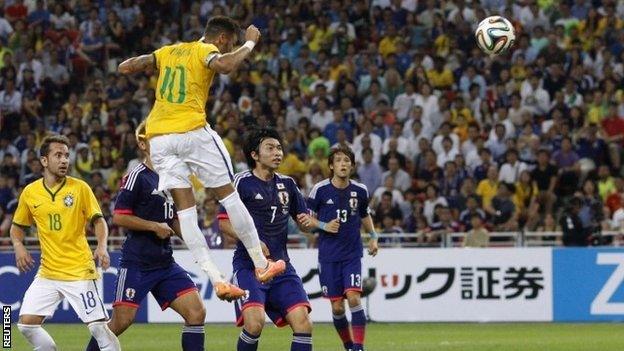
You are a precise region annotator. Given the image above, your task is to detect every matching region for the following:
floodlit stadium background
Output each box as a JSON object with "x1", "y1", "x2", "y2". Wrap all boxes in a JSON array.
[{"x1": 1, "y1": 0, "x2": 624, "y2": 350}]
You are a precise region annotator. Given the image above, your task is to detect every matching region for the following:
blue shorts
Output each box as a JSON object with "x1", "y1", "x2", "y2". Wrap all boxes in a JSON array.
[
  {"x1": 233, "y1": 263, "x2": 310, "y2": 327},
  {"x1": 319, "y1": 257, "x2": 362, "y2": 301},
  {"x1": 113, "y1": 262, "x2": 197, "y2": 310}
]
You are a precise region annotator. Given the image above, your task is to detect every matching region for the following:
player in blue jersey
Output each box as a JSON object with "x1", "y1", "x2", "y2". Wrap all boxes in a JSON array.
[
  {"x1": 85, "y1": 121, "x2": 244, "y2": 351},
  {"x1": 218, "y1": 128, "x2": 315, "y2": 351},
  {"x1": 304, "y1": 146, "x2": 379, "y2": 351}
]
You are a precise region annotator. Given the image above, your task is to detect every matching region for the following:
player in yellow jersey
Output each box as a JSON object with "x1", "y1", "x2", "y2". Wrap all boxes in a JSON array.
[
  {"x1": 10, "y1": 135, "x2": 121, "y2": 351},
  {"x1": 117, "y1": 16, "x2": 285, "y2": 293}
]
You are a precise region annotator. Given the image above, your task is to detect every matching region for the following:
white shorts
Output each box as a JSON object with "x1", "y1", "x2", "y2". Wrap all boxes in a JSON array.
[
  {"x1": 19, "y1": 276, "x2": 108, "y2": 323},
  {"x1": 149, "y1": 126, "x2": 234, "y2": 191}
]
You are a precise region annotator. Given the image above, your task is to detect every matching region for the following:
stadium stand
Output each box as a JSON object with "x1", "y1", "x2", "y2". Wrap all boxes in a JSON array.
[{"x1": 1, "y1": 0, "x2": 624, "y2": 250}]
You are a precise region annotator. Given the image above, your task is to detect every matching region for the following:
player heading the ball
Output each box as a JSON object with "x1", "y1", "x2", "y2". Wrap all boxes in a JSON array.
[{"x1": 117, "y1": 16, "x2": 285, "y2": 289}]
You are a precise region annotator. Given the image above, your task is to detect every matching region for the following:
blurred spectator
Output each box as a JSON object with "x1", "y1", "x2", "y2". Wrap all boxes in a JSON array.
[
  {"x1": 373, "y1": 191, "x2": 403, "y2": 227},
  {"x1": 379, "y1": 214, "x2": 404, "y2": 246},
  {"x1": 381, "y1": 156, "x2": 411, "y2": 192},
  {"x1": 463, "y1": 214, "x2": 489, "y2": 248},
  {"x1": 485, "y1": 182, "x2": 518, "y2": 232},
  {"x1": 459, "y1": 195, "x2": 486, "y2": 231},
  {"x1": 425, "y1": 205, "x2": 460, "y2": 245},
  {"x1": 498, "y1": 149, "x2": 529, "y2": 184},
  {"x1": 560, "y1": 197, "x2": 589, "y2": 247},
  {"x1": 476, "y1": 165, "x2": 499, "y2": 209},
  {"x1": 357, "y1": 147, "x2": 382, "y2": 195}
]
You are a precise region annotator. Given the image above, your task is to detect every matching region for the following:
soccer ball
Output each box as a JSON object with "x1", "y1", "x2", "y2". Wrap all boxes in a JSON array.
[
  {"x1": 361, "y1": 277, "x2": 377, "y2": 297},
  {"x1": 475, "y1": 16, "x2": 516, "y2": 55}
]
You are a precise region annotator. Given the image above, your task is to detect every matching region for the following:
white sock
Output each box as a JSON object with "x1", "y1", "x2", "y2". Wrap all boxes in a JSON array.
[
  {"x1": 87, "y1": 321, "x2": 121, "y2": 351},
  {"x1": 220, "y1": 191, "x2": 268, "y2": 269},
  {"x1": 178, "y1": 206, "x2": 226, "y2": 283},
  {"x1": 17, "y1": 324, "x2": 57, "y2": 351}
]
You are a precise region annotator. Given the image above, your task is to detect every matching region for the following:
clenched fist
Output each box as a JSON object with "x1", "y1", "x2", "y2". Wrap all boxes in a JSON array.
[{"x1": 245, "y1": 25, "x2": 261, "y2": 43}]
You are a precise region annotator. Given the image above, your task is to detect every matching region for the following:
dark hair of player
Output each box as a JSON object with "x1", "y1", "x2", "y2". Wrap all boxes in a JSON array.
[
  {"x1": 40, "y1": 135, "x2": 70, "y2": 157},
  {"x1": 204, "y1": 16, "x2": 240, "y2": 39},
  {"x1": 328, "y1": 145, "x2": 355, "y2": 177},
  {"x1": 243, "y1": 127, "x2": 283, "y2": 169}
]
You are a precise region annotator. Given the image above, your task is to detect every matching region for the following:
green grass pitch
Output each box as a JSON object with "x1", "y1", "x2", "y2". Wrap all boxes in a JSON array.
[{"x1": 9, "y1": 322, "x2": 624, "y2": 350}]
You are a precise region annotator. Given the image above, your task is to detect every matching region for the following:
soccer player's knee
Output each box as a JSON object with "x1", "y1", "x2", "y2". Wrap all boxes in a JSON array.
[
  {"x1": 184, "y1": 305, "x2": 206, "y2": 325},
  {"x1": 331, "y1": 303, "x2": 346, "y2": 316},
  {"x1": 292, "y1": 313, "x2": 313, "y2": 333},
  {"x1": 17, "y1": 324, "x2": 57, "y2": 350},
  {"x1": 245, "y1": 318, "x2": 265, "y2": 335},
  {"x1": 19, "y1": 315, "x2": 44, "y2": 325},
  {"x1": 347, "y1": 294, "x2": 361, "y2": 308}
]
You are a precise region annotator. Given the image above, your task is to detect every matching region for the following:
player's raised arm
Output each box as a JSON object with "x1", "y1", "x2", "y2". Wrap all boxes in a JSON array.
[
  {"x1": 118, "y1": 53, "x2": 155, "y2": 75},
  {"x1": 208, "y1": 25, "x2": 260, "y2": 74}
]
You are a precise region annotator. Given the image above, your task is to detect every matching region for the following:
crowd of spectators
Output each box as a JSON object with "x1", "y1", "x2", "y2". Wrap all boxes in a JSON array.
[{"x1": 1, "y1": 0, "x2": 624, "y2": 248}]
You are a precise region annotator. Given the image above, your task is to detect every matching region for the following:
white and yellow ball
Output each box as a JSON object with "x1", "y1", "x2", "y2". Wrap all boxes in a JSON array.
[{"x1": 475, "y1": 16, "x2": 516, "y2": 55}]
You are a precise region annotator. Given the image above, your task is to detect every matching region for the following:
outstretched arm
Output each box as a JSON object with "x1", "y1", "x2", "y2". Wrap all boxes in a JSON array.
[{"x1": 118, "y1": 54, "x2": 155, "y2": 74}]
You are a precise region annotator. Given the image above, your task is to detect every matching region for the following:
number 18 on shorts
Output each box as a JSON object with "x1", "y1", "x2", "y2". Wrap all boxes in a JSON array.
[{"x1": 19, "y1": 277, "x2": 108, "y2": 323}]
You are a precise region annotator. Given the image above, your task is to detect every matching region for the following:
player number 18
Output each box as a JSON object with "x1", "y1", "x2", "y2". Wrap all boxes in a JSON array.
[
  {"x1": 48, "y1": 213, "x2": 62, "y2": 231},
  {"x1": 80, "y1": 291, "x2": 97, "y2": 310}
]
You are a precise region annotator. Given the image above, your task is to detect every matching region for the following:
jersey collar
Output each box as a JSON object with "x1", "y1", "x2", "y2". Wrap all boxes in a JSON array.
[{"x1": 42, "y1": 177, "x2": 67, "y2": 201}]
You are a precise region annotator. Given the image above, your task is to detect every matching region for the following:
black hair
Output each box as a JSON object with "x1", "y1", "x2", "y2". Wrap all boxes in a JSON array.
[
  {"x1": 243, "y1": 127, "x2": 283, "y2": 169},
  {"x1": 204, "y1": 16, "x2": 239, "y2": 39}
]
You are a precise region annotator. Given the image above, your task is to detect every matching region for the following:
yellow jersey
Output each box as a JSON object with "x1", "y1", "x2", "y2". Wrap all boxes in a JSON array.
[
  {"x1": 13, "y1": 177, "x2": 103, "y2": 281},
  {"x1": 146, "y1": 41, "x2": 220, "y2": 137}
]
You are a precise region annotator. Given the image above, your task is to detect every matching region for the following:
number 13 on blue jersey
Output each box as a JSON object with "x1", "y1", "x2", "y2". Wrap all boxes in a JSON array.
[{"x1": 336, "y1": 209, "x2": 347, "y2": 223}]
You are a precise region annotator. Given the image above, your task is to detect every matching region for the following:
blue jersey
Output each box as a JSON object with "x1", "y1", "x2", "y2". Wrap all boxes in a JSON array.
[
  {"x1": 114, "y1": 164, "x2": 176, "y2": 270},
  {"x1": 220, "y1": 171, "x2": 308, "y2": 271},
  {"x1": 308, "y1": 179, "x2": 370, "y2": 263}
]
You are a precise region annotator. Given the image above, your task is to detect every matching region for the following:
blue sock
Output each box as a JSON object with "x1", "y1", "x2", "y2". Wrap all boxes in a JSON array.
[
  {"x1": 85, "y1": 336, "x2": 100, "y2": 351},
  {"x1": 291, "y1": 332, "x2": 312, "y2": 351},
  {"x1": 182, "y1": 324, "x2": 205, "y2": 351},
  {"x1": 332, "y1": 313, "x2": 353, "y2": 350},
  {"x1": 237, "y1": 329, "x2": 260, "y2": 351},
  {"x1": 351, "y1": 305, "x2": 366, "y2": 351}
]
